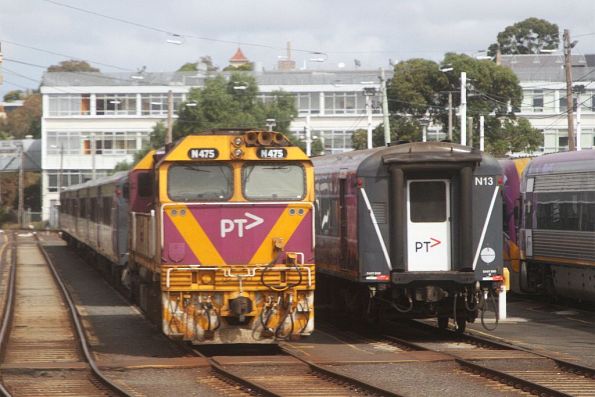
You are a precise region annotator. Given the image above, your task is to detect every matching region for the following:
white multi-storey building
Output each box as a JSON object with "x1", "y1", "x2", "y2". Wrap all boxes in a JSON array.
[
  {"x1": 40, "y1": 69, "x2": 389, "y2": 220},
  {"x1": 501, "y1": 53, "x2": 595, "y2": 153}
]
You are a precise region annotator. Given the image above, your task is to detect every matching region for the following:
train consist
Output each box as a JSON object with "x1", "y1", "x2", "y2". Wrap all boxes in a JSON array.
[
  {"x1": 313, "y1": 141, "x2": 504, "y2": 331},
  {"x1": 60, "y1": 130, "x2": 315, "y2": 343},
  {"x1": 517, "y1": 149, "x2": 595, "y2": 302}
]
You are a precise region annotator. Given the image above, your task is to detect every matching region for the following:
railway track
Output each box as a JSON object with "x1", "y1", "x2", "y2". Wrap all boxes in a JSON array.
[
  {"x1": 382, "y1": 320, "x2": 595, "y2": 397},
  {"x1": 0, "y1": 232, "x2": 130, "y2": 396},
  {"x1": 410, "y1": 324, "x2": 595, "y2": 397},
  {"x1": 192, "y1": 345, "x2": 403, "y2": 397}
]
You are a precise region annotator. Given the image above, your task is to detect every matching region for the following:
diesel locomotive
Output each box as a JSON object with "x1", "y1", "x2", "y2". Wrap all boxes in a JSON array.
[
  {"x1": 60, "y1": 129, "x2": 315, "y2": 343},
  {"x1": 518, "y1": 149, "x2": 595, "y2": 302},
  {"x1": 313, "y1": 141, "x2": 504, "y2": 331}
]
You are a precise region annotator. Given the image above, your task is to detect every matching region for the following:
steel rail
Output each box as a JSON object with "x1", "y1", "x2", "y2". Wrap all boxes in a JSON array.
[
  {"x1": 191, "y1": 348, "x2": 280, "y2": 397},
  {"x1": 279, "y1": 343, "x2": 405, "y2": 397},
  {"x1": 414, "y1": 319, "x2": 595, "y2": 380},
  {"x1": 35, "y1": 234, "x2": 132, "y2": 397},
  {"x1": 455, "y1": 358, "x2": 572, "y2": 397},
  {"x1": 381, "y1": 326, "x2": 576, "y2": 397},
  {"x1": 0, "y1": 233, "x2": 17, "y2": 397}
]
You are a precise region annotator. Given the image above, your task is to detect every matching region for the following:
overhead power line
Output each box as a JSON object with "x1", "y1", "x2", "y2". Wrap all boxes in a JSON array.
[
  {"x1": 40, "y1": 0, "x2": 327, "y2": 55},
  {"x1": 0, "y1": 38, "x2": 132, "y2": 71}
]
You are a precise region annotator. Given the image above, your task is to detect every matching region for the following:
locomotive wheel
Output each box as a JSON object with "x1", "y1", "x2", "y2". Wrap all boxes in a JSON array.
[
  {"x1": 437, "y1": 316, "x2": 449, "y2": 330},
  {"x1": 455, "y1": 317, "x2": 466, "y2": 333}
]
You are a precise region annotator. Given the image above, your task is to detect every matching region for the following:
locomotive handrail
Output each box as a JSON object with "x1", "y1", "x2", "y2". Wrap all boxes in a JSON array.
[{"x1": 165, "y1": 264, "x2": 312, "y2": 289}]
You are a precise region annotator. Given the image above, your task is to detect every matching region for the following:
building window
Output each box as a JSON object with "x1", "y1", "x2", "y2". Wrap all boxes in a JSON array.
[
  {"x1": 558, "y1": 136, "x2": 569, "y2": 150},
  {"x1": 313, "y1": 130, "x2": 354, "y2": 153},
  {"x1": 141, "y1": 93, "x2": 184, "y2": 115},
  {"x1": 46, "y1": 170, "x2": 108, "y2": 192},
  {"x1": 82, "y1": 131, "x2": 148, "y2": 155},
  {"x1": 47, "y1": 131, "x2": 149, "y2": 155},
  {"x1": 48, "y1": 94, "x2": 91, "y2": 116},
  {"x1": 46, "y1": 131, "x2": 82, "y2": 155},
  {"x1": 324, "y1": 92, "x2": 359, "y2": 114},
  {"x1": 96, "y1": 94, "x2": 137, "y2": 115},
  {"x1": 532, "y1": 90, "x2": 543, "y2": 112},
  {"x1": 296, "y1": 93, "x2": 320, "y2": 114}
]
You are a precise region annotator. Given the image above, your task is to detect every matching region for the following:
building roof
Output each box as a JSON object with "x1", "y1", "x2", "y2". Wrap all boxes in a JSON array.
[
  {"x1": 41, "y1": 69, "x2": 393, "y2": 89},
  {"x1": 501, "y1": 54, "x2": 595, "y2": 82},
  {"x1": 229, "y1": 48, "x2": 248, "y2": 62},
  {"x1": 0, "y1": 139, "x2": 42, "y2": 172}
]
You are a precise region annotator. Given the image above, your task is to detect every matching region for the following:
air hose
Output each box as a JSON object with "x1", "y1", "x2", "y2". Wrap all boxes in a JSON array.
[
  {"x1": 274, "y1": 301, "x2": 295, "y2": 340},
  {"x1": 260, "y1": 252, "x2": 303, "y2": 292},
  {"x1": 480, "y1": 290, "x2": 499, "y2": 331}
]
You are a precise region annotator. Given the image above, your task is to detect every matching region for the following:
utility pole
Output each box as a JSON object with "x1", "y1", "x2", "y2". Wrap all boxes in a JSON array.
[
  {"x1": 363, "y1": 86, "x2": 376, "y2": 149},
  {"x1": 563, "y1": 29, "x2": 576, "y2": 151},
  {"x1": 57, "y1": 144, "x2": 64, "y2": 198},
  {"x1": 305, "y1": 115, "x2": 312, "y2": 156},
  {"x1": 0, "y1": 42, "x2": 4, "y2": 86},
  {"x1": 380, "y1": 68, "x2": 391, "y2": 145},
  {"x1": 479, "y1": 115, "x2": 485, "y2": 152},
  {"x1": 467, "y1": 117, "x2": 474, "y2": 147},
  {"x1": 91, "y1": 133, "x2": 96, "y2": 180},
  {"x1": 166, "y1": 90, "x2": 173, "y2": 145},
  {"x1": 576, "y1": 88, "x2": 582, "y2": 151},
  {"x1": 18, "y1": 144, "x2": 24, "y2": 228},
  {"x1": 460, "y1": 72, "x2": 467, "y2": 146},
  {"x1": 447, "y1": 91, "x2": 453, "y2": 141}
]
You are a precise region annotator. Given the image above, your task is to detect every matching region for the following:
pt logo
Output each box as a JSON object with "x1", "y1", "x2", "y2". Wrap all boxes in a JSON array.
[
  {"x1": 415, "y1": 237, "x2": 441, "y2": 252},
  {"x1": 220, "y1": 212, "x2": 264, "y2": 238}
]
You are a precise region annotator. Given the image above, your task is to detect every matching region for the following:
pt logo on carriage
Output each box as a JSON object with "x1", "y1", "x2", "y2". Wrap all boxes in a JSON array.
[
  {"x1": 220, "y1": 212, "x2": 264, "y2": 238},
  {"x1": 415, "y1": 237, "x2": 442, "y2": 252}
]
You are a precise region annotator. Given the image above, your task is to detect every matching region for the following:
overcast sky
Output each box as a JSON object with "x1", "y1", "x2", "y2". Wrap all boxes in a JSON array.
[{"x1": 1, "y1": 0, "x2": 595, "y2": 97}]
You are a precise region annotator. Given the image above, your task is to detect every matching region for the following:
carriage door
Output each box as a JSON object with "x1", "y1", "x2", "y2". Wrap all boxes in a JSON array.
[{"x1": 406, "y1": 180, "x2": 451, "y2": 271}]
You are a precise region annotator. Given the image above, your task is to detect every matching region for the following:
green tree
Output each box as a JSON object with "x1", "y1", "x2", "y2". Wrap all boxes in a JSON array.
[
  {"x1": 388, "y1": 53, "x2": 529, "y2": 154},
  {"x1": 485, "y1": 117, "x2": 543, "y2": 156},
  {"x1": 487, "y1": 18, "x2": 560, "y2": 56},
  {"x1": 0, "y1": 94, "x2": 42, "y2": 138},
  {"x1": 177, "y1": 56, "x2": 218, "y2": 72},
  {"x1": 178, "y1": 62, "x2": 198, "y2": 72},
  {"x1": 47, "y1": 60, "x2": 100, "y2": 72},
  {"x1": 174, "y1": 74, "x2": 296, "y2": 141},
  {"x1": 223, "y1": 63, "x2": 254, "y2": 72},
  {"x1": 352, "y1": 117, "x2": 422, "y2": 149},
  {"x1": 3, "y1": 90, "x2": 24, "y2": 102},
  {"x1": 441, "y1": 52, "x2": 522, "y2": 117},
  {"x1": 388, "y1": 59, "x2": 449, "y2": 119}
]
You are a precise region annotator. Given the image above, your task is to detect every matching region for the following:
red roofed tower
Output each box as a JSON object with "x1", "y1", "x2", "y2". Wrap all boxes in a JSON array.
[{"x1": 229, "y1": 48, "x2": 249, "y2": 68}]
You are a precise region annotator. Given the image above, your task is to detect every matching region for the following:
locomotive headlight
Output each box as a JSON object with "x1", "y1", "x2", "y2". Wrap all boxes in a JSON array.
[
  {"x1": 200, "y1": 273, "x2": 214, "y2": 284},
  {"x1": 480, "y1": 247, "x2": 496, "y2": 264}
]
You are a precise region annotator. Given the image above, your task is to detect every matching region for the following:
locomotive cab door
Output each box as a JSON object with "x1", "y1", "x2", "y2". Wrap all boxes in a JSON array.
[{"x1": 406, "y1": 179, "x2": 451, "y2": 271}]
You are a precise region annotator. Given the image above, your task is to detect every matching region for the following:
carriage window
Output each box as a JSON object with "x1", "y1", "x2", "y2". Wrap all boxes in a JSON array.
[
  {"x1": 409, "y1": 181, "x2": 446, "y2": 222},
  {"x1": 243, "y1": 164, "x2": 305, "y2": 200},
  {"x1": 168, "y1": 164, "x2": 233, "y2": 201}
]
